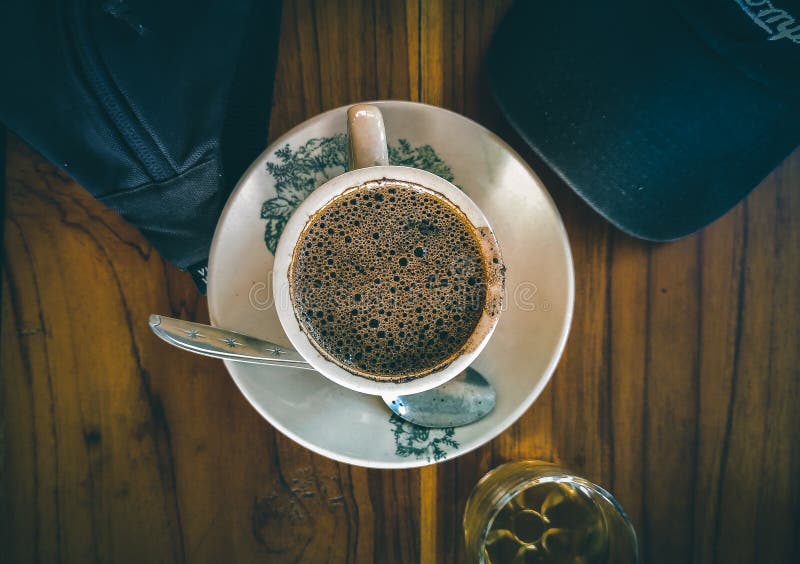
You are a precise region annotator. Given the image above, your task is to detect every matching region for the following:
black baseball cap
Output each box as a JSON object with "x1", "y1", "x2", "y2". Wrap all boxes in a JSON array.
[{"x1": 488, "y1": 0, "x2": 800, "y2": 240}]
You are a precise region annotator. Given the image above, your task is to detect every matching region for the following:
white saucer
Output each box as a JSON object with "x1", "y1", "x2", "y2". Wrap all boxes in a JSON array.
[{"x1": 207, "y1": 101, "x2": 574, "y2": 469}]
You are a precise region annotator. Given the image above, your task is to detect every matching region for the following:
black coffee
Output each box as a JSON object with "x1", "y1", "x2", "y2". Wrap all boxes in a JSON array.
[{"x1": 289, "y1": 179, "x2": 491, "y2": 380}]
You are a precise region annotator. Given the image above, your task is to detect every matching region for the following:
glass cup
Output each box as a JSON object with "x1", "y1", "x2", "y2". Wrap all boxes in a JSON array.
[{"x1": 464, "y1": 461, "x2": 638, "y2": 564}]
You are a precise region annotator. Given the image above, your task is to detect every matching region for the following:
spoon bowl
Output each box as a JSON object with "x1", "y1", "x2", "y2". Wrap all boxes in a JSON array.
[{"x1": 382, "y1": 367, "x2": 495, "y2": 428}]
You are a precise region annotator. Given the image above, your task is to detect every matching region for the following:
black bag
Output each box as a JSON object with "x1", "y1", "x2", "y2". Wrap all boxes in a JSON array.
[{"x1": 0, "y1": 0, "x2": 282, "y2": 291}]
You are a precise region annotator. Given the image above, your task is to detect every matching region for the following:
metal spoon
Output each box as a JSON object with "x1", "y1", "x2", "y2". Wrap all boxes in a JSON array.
[{"x1": 149, "y1": 314, "x2": 495, "y2": 428}]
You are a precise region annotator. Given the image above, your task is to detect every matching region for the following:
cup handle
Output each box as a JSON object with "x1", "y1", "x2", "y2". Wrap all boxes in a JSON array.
[{"x1": 347, "y1": 104, "x2": 389, "y2": 170}]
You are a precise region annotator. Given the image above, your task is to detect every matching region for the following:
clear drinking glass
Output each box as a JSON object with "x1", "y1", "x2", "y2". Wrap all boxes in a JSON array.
[{"x1": 464, "y1": 461, "x2": 638, "y2": 564}]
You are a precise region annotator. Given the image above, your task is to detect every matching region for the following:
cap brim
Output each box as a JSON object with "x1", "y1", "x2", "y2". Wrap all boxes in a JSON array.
[{"x1": 488, "y1": 1, "x2": 800, "y2": 240}]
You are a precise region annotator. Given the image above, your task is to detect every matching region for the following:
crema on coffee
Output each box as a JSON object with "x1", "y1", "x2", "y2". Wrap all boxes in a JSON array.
[{"x1": 289, "y1": 179, "x2": 501, "y2": 381}]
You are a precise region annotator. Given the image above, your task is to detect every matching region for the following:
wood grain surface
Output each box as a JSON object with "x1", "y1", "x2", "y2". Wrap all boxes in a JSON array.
[{"x1": 2, "y1": 1, "x2": 799, "y2": 562}]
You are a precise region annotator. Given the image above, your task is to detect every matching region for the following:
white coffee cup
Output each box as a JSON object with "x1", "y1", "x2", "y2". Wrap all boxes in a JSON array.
[{"x1": 273, "y1": 104, "x2": 504, "y2": 395}]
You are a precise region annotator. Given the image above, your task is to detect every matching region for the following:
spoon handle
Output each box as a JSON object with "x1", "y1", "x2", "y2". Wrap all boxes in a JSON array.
[{"x1": 148, "y1": 314, "x2": 314, "y2": 369}]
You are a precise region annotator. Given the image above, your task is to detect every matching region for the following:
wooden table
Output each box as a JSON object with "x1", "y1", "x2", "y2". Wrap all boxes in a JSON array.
[{"x1": 2, "y1": 1, "x2": 799, "y2": 562}]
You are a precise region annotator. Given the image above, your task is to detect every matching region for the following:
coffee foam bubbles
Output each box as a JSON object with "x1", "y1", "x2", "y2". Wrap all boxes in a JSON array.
[{"x1": 289, "y1": 179, "x2": 494, "y2": 381}]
